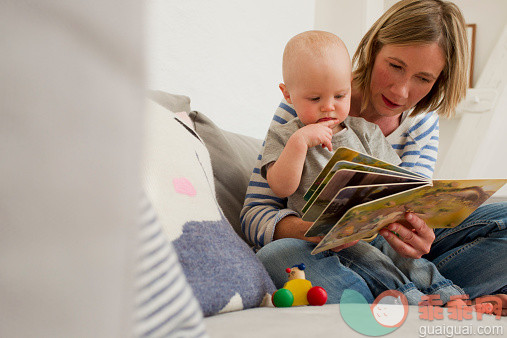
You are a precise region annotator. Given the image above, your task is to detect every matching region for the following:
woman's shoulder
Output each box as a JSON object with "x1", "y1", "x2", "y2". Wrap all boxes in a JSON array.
[
  {"x1": 386, "y1": 110, "x2": 438, "y2": 142},
  {"x1": 386, "y1": 110, "x2": 439, "y2": 147},
  {"x1": 401, "y1": 111, "x2": 439, "y2": 135}
]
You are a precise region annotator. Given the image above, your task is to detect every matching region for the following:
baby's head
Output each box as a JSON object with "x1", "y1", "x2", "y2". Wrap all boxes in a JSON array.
[{"x1": 280, "y1": 30, "x2": 352, "y2": 126}]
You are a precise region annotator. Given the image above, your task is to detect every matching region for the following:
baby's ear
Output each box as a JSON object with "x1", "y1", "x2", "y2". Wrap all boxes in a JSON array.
[{"x1": 279, "y1": 83, "x2": 292, "y2": 104}]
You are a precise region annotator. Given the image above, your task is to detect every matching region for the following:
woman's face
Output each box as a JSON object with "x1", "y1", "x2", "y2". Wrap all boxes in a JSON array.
[{"x1": 369, "y1": 43, "x2": 445, "y2": 118}]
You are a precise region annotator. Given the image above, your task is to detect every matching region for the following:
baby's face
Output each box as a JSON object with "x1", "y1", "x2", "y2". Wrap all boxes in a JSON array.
[{"x1": 284, "y1": 49, "x2": 351, "y2": 127}]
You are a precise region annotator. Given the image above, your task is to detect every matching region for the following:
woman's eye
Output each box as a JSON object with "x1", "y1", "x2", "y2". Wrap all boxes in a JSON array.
[
  {"x1": 389, "y1": 63, "x2": 402, "y2": 70},
  {"x1": 418, "y1": 77, "x2": 431, "y2": 83}
]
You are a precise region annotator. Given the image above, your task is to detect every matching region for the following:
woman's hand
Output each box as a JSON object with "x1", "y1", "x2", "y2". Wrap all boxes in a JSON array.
[{"x1": 379, "y1": 212, "x2": 435, "y2": 258}]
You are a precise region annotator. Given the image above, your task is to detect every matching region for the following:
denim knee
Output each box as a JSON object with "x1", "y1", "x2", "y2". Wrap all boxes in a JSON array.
[
  {"x1": 432, "y1": 201, "x2": 507, "y2": 250},
  {"x1": 256, "y1": 238, "x2": 374, "y2": 303},
  {"x1": 342, "y1": 238, "x2": 465, "y2": 305}
]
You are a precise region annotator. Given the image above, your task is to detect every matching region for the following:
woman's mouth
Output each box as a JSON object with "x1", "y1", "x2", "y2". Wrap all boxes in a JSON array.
[{"x1": 381, "y1": 95, "x2": 401, "y2": 109}]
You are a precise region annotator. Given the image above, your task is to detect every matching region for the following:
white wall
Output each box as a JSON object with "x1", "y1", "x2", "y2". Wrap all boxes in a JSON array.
[
  {"x1": 448, "y1": 0, "x2": 507, "y2": 87},
  {"x1": 314, "y1": 0, "x2": 384, "y2": 57},
  {"x1": 437, "y1": 25, "x2": 507, "y2": 196},
  {"x1": 427, "y1": 1, "x2": 507, "y2": 196},
  {"x1": 146, "y1": 0, "x2": 315, "y2": 139}
]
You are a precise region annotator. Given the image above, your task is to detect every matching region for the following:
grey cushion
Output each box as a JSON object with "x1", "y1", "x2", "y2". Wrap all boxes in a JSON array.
[
  {"x1": 189, "y1": 111, "x2": 262, "y2": 242},
  {"x1": 147, "y1": 90, "x2": 191, "y2": 113}
]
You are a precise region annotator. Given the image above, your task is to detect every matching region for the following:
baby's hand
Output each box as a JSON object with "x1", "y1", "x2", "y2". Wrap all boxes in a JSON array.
[{"x1": 294, "y1": 120, "x2": 338, "y2": 151}]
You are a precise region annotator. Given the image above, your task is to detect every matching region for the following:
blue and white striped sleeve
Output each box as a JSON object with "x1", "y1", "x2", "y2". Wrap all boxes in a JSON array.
[
  {"x1": 239, "y1": 100, "x2": 300, "y2": 249},
  {"x1": 389, "y1": 111, "x2": 439, "y2": 179},
  {"x1": 135, "y1": 195, "x2": 207, "y2": 337}
]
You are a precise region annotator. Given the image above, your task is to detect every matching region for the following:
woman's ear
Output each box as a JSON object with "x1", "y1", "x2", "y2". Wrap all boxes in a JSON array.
[{"x1": 279, "y1": 83, "x2": 292, "y2": 104}]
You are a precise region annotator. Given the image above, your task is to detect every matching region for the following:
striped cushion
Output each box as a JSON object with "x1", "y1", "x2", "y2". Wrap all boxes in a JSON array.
[{"x1": 135, "y1": 195, "x2": 207, "y2": 337}]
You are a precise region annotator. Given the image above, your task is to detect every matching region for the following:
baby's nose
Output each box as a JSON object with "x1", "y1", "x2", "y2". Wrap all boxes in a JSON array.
[{"x1": 321, "y1": 101, "x2": 334, "y2": 112}]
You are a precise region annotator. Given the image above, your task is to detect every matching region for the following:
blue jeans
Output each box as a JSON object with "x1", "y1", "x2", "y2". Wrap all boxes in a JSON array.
[
  {"x1": 257, "y1": 238, "x2": 462, "y2": 305},
  {"x1": 423, "y1": 202, "x2": 507, "y2": 298},
  {"x1": 256, "y1": 238, "x2": 375, "y2": 304},
  {"x1": 256, "y1": 202, "x2": 506, "y2": 304}
]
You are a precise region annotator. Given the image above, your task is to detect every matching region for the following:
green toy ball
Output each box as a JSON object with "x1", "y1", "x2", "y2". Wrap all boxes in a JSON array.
[{"x1": 272, "y1": 288, "x2": 294, "y2": 307}]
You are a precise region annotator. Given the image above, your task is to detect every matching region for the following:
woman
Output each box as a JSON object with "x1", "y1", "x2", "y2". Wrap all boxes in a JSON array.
[{"x1": 241, "y1": 0, "x2": 507, "y2": 308}]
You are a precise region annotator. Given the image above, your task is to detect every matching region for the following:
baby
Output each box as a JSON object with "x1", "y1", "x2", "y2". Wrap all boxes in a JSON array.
[{"x1": 261, "y1": 30, "x2": 399, "y2": 216}]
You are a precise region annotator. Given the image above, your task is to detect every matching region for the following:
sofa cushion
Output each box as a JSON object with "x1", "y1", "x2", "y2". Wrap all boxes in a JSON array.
[
  {"x1": 189, "y1": 111, "x2": 263, "y2": 242},
  {"x1": 203, "y1": 304, "x2": 503, "y2": 338},
  {"x1": 147, "y1": 90, "x2": 191, "y2": 113},
  {"x1": 142, "y1": 99, "x2": 275, "y2": 317}
]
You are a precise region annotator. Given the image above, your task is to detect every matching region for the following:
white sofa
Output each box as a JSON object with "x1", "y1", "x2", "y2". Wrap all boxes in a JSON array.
[
  {"x1": 147, "y1": 91, "x2": 506, "y2": 337},
  {"x1": 204, "y1": 304, "x2": 504, "y2": 337}
]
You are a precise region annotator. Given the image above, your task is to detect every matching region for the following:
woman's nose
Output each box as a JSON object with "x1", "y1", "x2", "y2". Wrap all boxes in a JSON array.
[{"x1": 391, "y1": 78, "x2": 409, "y2": 99}]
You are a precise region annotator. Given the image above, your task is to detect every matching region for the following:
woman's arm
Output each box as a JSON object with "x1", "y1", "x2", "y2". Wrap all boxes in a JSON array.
[
  {"x1": 240, "y1": 101, "x2": 300, "y2": 248},
  {"x1": 391, "y1": 112, "x2": 439, "y2": 179}
]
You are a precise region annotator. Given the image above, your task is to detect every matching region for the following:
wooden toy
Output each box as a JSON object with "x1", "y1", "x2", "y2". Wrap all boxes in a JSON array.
[{"x1": 271, "y1": 263, "x2": 328, "y2": 307}]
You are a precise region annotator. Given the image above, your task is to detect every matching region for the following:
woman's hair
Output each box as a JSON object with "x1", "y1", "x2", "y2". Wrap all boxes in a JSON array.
[{"x1": 353, "y1": 0, "x2": 468, "y2": 118}]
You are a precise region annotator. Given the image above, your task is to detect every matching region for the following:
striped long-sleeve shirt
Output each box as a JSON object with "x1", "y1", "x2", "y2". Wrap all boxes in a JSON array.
[{"x1": 240, "y1": 100, "x2": 439, "y2": 249}]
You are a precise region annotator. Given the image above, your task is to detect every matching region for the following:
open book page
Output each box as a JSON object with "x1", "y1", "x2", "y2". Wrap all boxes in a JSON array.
[
  {"x1": 305, "y1": 182, "x2": 427, "y2": 237},
  {"x1": 302, "y1": 168, "x2": 426, "y2": 221},
  {"x1": 303, "y1": 147, "x2": 425, "y2": 202},
  {"x1": 311, "y1": 179, "x2": 507, "y2": 254}
]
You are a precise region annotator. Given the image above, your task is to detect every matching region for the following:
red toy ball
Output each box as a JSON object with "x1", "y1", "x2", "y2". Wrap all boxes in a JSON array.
[{"x1": 307, "y1": 286, "x2": 327, "y2": 306}]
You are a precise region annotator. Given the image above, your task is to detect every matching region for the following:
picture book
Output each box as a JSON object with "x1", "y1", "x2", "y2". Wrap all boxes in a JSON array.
[{"x1": 303, "y1": 147, "x2": 507, "y2": 255}]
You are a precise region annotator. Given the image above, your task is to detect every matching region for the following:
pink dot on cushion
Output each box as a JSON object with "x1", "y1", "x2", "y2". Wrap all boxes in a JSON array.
[{"x1": 173, "y1": 177, "x2": 196, "y2": 196}]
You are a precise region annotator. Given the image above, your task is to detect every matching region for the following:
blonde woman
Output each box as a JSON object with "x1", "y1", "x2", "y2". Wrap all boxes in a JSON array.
[{"x1": 242, "y1": 0, "x2": 507, "y2": 314}]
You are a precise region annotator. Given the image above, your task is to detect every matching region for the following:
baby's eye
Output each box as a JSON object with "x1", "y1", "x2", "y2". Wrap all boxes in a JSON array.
[
  {"x1": 309, "y1": 97, "x2": 320, "y2": 101},
  {"x1": 334, "y1": 95, "x2": 344, "y2": 99}
]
